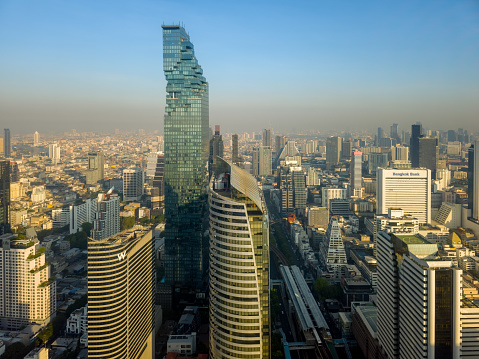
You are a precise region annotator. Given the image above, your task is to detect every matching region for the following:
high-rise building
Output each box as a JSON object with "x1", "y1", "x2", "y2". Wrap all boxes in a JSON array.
[
  {"x1": 152, "y1": 154, "x2": 165, "y2": 212},
  {"x1": 377, "y1": 232, "x2": 478, "y2": 359},
  {"x1": 418, "y1": 136, "x2": 438, "y2": 179},
  {"x1": 0, "y1": 161, "x2": 9, "y2": 235},
  {"x1": 368, "y1": 152, "x2": 388, "y2": 174},
  {"x1": 209, "y1": 125, "x2": 224, "y2": 175},
  {"x1": 209, "y1": 159, "x2": 270, "y2": 358},
  {"x1": 326, "y1": 136, "x2": 342, "y2": 169},
  {"x1": 377, "y1": 168, "x2": 431, "y2": 224},
  {"x1": 473, "y1": 140, "x2": 479, "y2": 220},
  {"x1": 468, "y1": 144, "x2": 475, "y2": 217},
  {"x1": 262, "y1": 128, "x2": 272, "y2": 147},
  {"x1": 33, "y1": 131, "x2": 39, "y2": 147},
  {"x1": 88, "y1": 227, "x2": 155, "y2": 358},
  {"x1": 448, "y1": 129, "x2": 457, "y2": 142},
  {"x1": 274, "y1": 135, "x2": 287, "y2": 158},
  {"x1": 320, "y1": 217, "x2": 347, "y2": 279},
  {"x1": 390, "y1": 123, "x2": 399, "y2": 143},
  {"x1": 231, "y1": 134, "x2": 240, "y2": 164},
  {"x1": 342, "y1": 140, "x2": 352, "y2": 160},
  {"x1": 3, "y1": 129, "x2": 10, "y2": 158},
  {"x1": 410, "y1": 123, "x2": 422, "y2": 168},
  {"x1": 86, "y1": 152, "x2": 105, "y2": 185},
  {"x1": 162, "y1": 25, "x2": 209, "y2": 287},
  {"x1": 48, "y1": 143, "x2": 61, "y2": 164},
  {"x1": 351, "y1": 151, "x2": 362, "y2": 197},
  {"x1": 0, "y1": 233, "x2": 56, "y2": 330},
  {"x1": 253, "y1": 146, "x2": 272, "y2": 177},
  {"x1": 91, "y1": 188, "x2": 120, "y2": 241},
  {"x1": 378, "y1": 127, "x2": 384, "y2": 141},
  {"x1": 123, "y1": 168, "x2": 144, "y2": 202}
]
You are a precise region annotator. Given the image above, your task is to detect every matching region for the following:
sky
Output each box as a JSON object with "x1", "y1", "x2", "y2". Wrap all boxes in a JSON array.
[{"x1": 0, "y1": 0, "x2": 478, "y2": 135}]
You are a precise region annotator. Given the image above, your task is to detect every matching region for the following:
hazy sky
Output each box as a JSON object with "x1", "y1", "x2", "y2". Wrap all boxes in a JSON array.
[{"x1": 1, "y1": 0, "x2": 478, "y2": 135}]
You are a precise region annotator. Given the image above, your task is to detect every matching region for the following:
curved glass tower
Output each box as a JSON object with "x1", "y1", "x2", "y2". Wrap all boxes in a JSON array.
[
  {"x1": 162, "y1": 25, "x2": 209, "y2": 286},
  {"x1": 209, "y1": 159, "x2": 270, "y2": 358}
]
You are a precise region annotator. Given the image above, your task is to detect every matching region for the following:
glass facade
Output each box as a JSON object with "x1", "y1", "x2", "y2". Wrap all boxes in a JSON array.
[{"x1": 162, "y1": 25, "x2": 209, "y2": 287}]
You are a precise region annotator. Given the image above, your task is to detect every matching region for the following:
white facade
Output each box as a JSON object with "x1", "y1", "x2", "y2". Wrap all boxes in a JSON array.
[
  {"x1": 48, "y1": 143, "x2": 61, "y2": 164},
  {"x1": 350, "y1": 151, "x2": 362, "y2": 197},
  {"x1": 91, "y1": 189, "x2": 120, "y2": 241},
  {"x1": 123, "y1": 168, "x2": 144, "y2": 202},
  {"x1": 377, "y1": 168, "x2": 431, "y2": 224},
  {"x1": 66, "y1": 306, "x2": 87, "y2": 335},
  {"x1": 322, "y1": 187, "x2": 348, "y2": 208},
  {"x1": 69, "y1": 198, "x2": 95, "y2": 234},
  {"x1": 435, "y1": 202, "x2": 462, "y2": 229},
  {"x1": 51, "y1": 208, "x2": 70, "y2": 229},
  {"x1": 167, "y1": 334, "x2": 196, "y2": 356},
  {"x1": 320, "y1": 218, "x2": 347, "y2": 279},
  {"x1": 33, "y1": 131, "x2": 39, "y2": 147},
  {"x1": 0, "y1": 234, "x2": 56, "y2": 330},
  {"x1": 31, "y1": 186, "x2": 46, "y2": 203}
]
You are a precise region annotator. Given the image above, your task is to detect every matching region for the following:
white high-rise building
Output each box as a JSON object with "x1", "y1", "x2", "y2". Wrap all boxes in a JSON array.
[
  {"x1": 123, "y1": 168, "x2": 144, "y2": 202},
  {"x1": 0, "y1": 233, "x2": 56, "y2": 330},
  {"x1": 91, "y1": 188, "x2": 120, "y2": 241},
  {"x1": 69, "y1": 198, "x2": 95, "y2": 234},
  {"x1": 350, "y1": 151, "x2": 362, "y2": 197},
  {"x1": 33, "y1": 131, "x2": 39, "y2": 147},
  {"x1": 377, "y1": 168, "x2": 431, "y2": 224},
  {"x1": 48, "y1": 143, "x2": 61, "y2": 164},
  {"x1": 322, "y1": 187, "x2": 348, "y2": 208},
  {"x1": 320, "y1": 217, "x2": 347, "y2": 279},
  {"x1": 377, "y1": 231, "x2": 479, "y2": 359}
]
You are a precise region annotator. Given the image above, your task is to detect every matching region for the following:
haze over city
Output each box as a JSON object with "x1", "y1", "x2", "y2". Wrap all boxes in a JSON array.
[{"x1": 1, "y1": 0, "x2": 478, "y2": 134}]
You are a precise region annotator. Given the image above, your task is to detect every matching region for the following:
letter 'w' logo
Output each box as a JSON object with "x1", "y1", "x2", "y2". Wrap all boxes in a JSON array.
[{"x1": 117, "y1": 251, "x2": 126, "y2": 261}]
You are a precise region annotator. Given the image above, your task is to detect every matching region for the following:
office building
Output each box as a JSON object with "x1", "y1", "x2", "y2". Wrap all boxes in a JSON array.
[
  {"x1": 209, "y1": 125, "x2": 224, "y2": 175},
  {"x1": 275, "y1": 135, "x2": 287, "y2": 158},
  {"x1": 123, "y1": 168, "x2": 144, "y2": 202},
  {"x1": 468, "y1": 143, "x2": 475, "y2": 217},
  {"x1": 86, "y1": 152, "x2": 105, "y2": 185},
  {"x1": 393, "y1": 145, "x2": 408, "y2": 162},
  {"x1": 0, "y1": 161, "x2": 9, "y2": 235},
  {"x1": 390, "y1": 123, "x2": 399, "y2": 143},
  {"x1": 253, "y1": 146, "x2": 272, "y2": 177},
  {"x1": 322, "y1": 187, "x2": 348, "y2": 209},
  {"x1": 0, "y1": 138, "x2": 3, "y2": 155},
  {"x1": 351, "y1": 151, "x2": 362, "y2": 197},
  {"x1": 307, "y1": 206, "x2": 329, "y2": 227},
  {"x1": 231, "y1": 134, "x2": 240, "y2": 164},
  {"x1": 33, "y1": 131, "x2": 39, "y2": 146},
  {"x1": 473, "y1": 140, "x2": 479, "y2": 220},
  {"x1": 376, "y1": 232, "x2": 479, "y2": 359},
  {"x1": 263, "y1": 128, "x2": 272, "y2": 147},
  {"x1": 326, "y1": 136, "x2": 342, "y2": 169},
  {"x1": 377, "y1": 168, "x2": 431, "y2": 223},
  {"x1": 448, "y1": 129, "x2": 457, "y2": 142},
  {"x1": 3, "y1": 129, "x2": 10, "y2": 158},
  {"x1": 152, "y1": 154, "x2": 165, "y2": 211},
  {"x1": 0, "y1": 233, "x2": 56, "y2": 330},
  {"x1": 306, "y1": 167, "x2": 321, "y2": 186},
  {"x1": 162, "y1": 25, "x2": 209, "y2": 287},
  {"x1": 91, "y1": 188, "x2": 120, "y2": 241},
  {"x1": 342, "y1": 140, "x2": 352, "y2": 160},
  {"x1": 70, "y1": 198, "x2": 95, "y2": 234},
  {"x1": 410, "y1": 124, "x2": 422, "y2": 168},
  {"x1": 88, "y1": 227, "x2": 155, "y2": 358},
  {"x1": 209, "y1": 159, "x2": 270, "y2": 358},
  {"x1": 320, "y1": 217, "x2": 347, "y2": 279},
  {"x1": 418, "y1": 137, "x2": 438, "y2": 178}
]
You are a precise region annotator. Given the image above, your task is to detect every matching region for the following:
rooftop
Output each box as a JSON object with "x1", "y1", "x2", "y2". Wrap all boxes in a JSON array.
[{"x1": 396, "y1": 234, "x2": 430, "y2": 245}]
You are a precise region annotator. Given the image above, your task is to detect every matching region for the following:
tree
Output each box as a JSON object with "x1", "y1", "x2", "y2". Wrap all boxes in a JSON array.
[
  {"x1": 1, "y1": 342, "x2": 26, "y2": 359},
  {"x1": 313, "y1": 278, "x2": 330, "y2": 298},
  {"x1": 37, "y1": 323, "x2": 53, "y2": 344},
  {"x1": 81, "y1": 222, "x2": 93, "y2": 237},
  {"x1": 121, "y1": 216, "x2": 135, "y2": 230},
  {"x1": 270, "y1": 289, "x2": 281, "y2": 319}
]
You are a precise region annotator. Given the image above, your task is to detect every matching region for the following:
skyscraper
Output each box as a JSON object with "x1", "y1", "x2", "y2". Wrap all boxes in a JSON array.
[
  {"x1": 326, "y1": 136, "x2": 342, "y2": 170},
  {"x1": 48, "y1": 143, "x2": 61, "y2": 164},
  {"x1": 262, "y1": 128, "x2": 272, "y2": 147},
  {"x1": 320, "y1": 217, "x2": 347, "y2": 279},
  {"x1": 33, "y1": 131, "x2": 39, "y2": 147},
  {"x1": 209, "y1": 125, "x2": 224, "y2": 175},
  {"x1": 162, "y1": 25, "x2": 209, "y2": 287},
  {"x1": 231, "y1": 134, "x2": 240, "y2": 164},
  {"x1": 418, "y1": 136, "x2": 438, "y2": 179},
  {"x1": 91, "y1": 188, "x2": 120, "y2": 241},
  {"x1": 350, "y1": 151, "x2": 362, "y2": 197},
  {"x1": 3, "y1": 129, "x2": 10, "y2": 158},
  {"x1": 468, "y1": 144, "x2": 475, "y2": 216},
  {"x1": 88, "y1": 227, "x2": 155, "y2": 358},
  {"x1": 253, "y1": 146, "x2": 272, "y2": 176},
  {"x1": 410, "y1": 123, "x2": 422, "y2": 168},
  {"x1": 377, "y1": 168, "x2": 431, "y2": 223},
  {"x1": 209, "y1": 159, "x2": 270, "y2": 358},
  {"x1": 123, "y1": 168, "x2": 144, "y2": 202},
  {"x1": 0, "y1": 161, "x2": 9, "y2": 235},
  {"x1": 86, "y1": 151, "x2": 105, "y2": 185}
]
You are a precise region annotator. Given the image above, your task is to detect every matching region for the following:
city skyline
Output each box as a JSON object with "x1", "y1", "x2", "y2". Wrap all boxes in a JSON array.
[{"x1": 1, "y1": 0, "x2": 478, "y2": 133}]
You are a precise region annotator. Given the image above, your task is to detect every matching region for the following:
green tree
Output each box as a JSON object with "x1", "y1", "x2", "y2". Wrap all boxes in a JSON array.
[
  {"x1": 81, "y1": 222, "x2": 93, "y2": 237},
  {"x1": 37, "y1": 323, "x2": 53, "y2": 344},
  {"x1": 121, "y1": 216, "x2": 135, "y2": 230},
  {"x1": 313, "y1": 278, "x2": 330, "y2": 298},
  {"x1": 270, "y1": 289, "x2": 281, "y2": 319}
]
